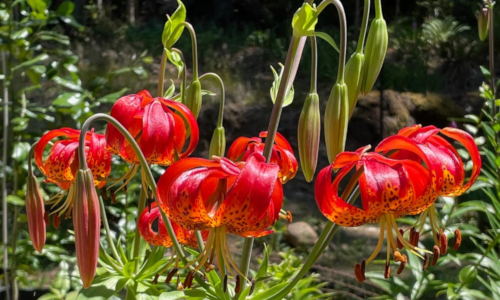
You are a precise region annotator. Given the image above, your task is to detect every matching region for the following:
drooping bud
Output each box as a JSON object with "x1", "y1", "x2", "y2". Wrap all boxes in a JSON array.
[
  {"x1": 344, "y1": 52, "x2": 365, "y2": 118},
  {"x1": 209, "y1": 126, "x2": 226, "y2": 158},
  {"x1": 478, "y1": 7, "x2": 490, "y2": 41},
  {"x1": 291, "y1": 3, "x2": 318, "y2": 37},
  {"x1": 324, "y1": 83, "x2": 349, "y2": 163},
  {"x1": 73, "y1": 169, "x2": 101, "y2": 288},
  {"x1": 26, "y1": 173, "x2": 46, "y2": 253},
  {"x1": 185, "y1": 79, "x2": 202, "y2": 118},
  {"x1": 360, "y1": 4, "x2": 388, "y2": 95},
  {"x1": 298, "y1": 92, "x2": 321, "y2": 182}
]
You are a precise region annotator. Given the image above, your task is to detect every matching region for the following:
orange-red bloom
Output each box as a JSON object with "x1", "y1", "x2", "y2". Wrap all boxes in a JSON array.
[
  {"x1": 105, "y1": 90, "x2": 199, "y2": 166},
  {"x1": 34, "y1": 128, "x2": 111, "y2": 190},
  {"x1": 139, "y1": 202, "x2": 202, "y2": 248},
  {"x1": 227, "y1": 132, "x2": 297, "y2": 184}
]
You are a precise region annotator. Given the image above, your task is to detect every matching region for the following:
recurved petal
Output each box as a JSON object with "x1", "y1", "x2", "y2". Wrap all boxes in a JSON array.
[
  {"x1": 163, "y1": 99, "x2": 200, "y2": 160},
  {"x1": 138, "y1": 203, "x2": 169, "y2": 247},
  {"x1": 34, "y1": 128, "x2": 81, "y2": 176},
  {"x1": 227, "y1": 137, "x2": 261, "y2": 161},
  {"x1": 106, "y1": 93, "x2": 143, "y2": 155},
  {"x1": 141, "y1": 100, "x2": 176, "y2": 165}
]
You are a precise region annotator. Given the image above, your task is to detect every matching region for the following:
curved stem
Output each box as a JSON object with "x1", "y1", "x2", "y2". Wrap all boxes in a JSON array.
[
  {"x1": 182, "y1": 22, "x2": 199, "y2": 79},
  {"x1": 310, "y1": 36, "x2": 318, "y2": 94},
  {"x1": 356, "y1": 0, "x2": 370, "y2": 53},
  {"x1": 199, "y1": 72, "x2": 225, "y2": 127},
  {"x1": 132, "y1": 186, "x2": 147, "y2": 271},
  {"x1": 99, "y1": 194, "x2": 124, "y2": 266},
  {"x1": 375, "y1": 0, "x2": 383, "y2": 19},
  {"x1": 158, "y1": 48, "x2": 168, "y2": 97},
  {"x1": 171, "y1": 48, "x2": 186, "y2": 104}
]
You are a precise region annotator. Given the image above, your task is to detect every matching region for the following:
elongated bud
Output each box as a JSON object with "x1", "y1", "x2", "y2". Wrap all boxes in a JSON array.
[
  {"x1": 26, "y1": 173, "x2": 46, "y2": 253},
  {"x1": 361, "y1": 8, "x2": 388, "y2": 95},
  {"x1": 324, "y1": 83, "x2": 349, "y2": 163},
  {"x1": 185, "y1": 79, "x2": 202, "y2": 118},
  {"x1": 478, "y1": 7, "x2": 490, "y2": 41},
  {"x1": 73, "y1": 169, "x2": 101, "y2": 288},
  {"x1": 298, "y1": 92, "x2": 321, "y2": 182},
  {"x1": 344, "y1": 52, "x2": 365, "y2": 118},
  {"x1": 209, "y1": 126, "x2": 226, "y2": 158}
]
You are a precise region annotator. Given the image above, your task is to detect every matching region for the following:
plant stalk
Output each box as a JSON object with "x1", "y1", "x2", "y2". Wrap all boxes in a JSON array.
[
  {"x1": 199, "y1": 72, "x2": 225, "y2": 127},
  {"x1": 310, "y1": 36, "x2": 318, "y2": 94},
  {"x1": 158, "y1": 48, "x2": 168, "y2": 97},
  {"x1": 183, "y1": 22, "x2": 199, "y2": 79},
  {"x1": 99, "y1": 194, "x2": 123, "y2": 266},
  {"x1": 356, "y1": 0, "x2": 371, "y2": 53}
]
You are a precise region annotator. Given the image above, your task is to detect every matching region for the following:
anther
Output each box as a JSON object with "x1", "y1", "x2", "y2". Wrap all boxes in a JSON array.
[
  {"x1": 393, "y1": 251, "x2": 404, "y2": 262},
  {"x1": 102, "y1": 186, "x2": 109, "y2": 201},
  {"x1": 412, "y1": 231, "x2": 420, "y2": 247},
  {"x1": 423, "y1": 253, "x2": 430, "y2": 271},
  {"x1": 453, "y1": 229, "x2": 462, "y2": 251},
  {"x1": 397, "y1": 229, "x2": 404, "y2": 249},
  {"x1": 235, "y1": 275, "x2": 241, "y2": 294},
  {"x1": 439, "y1": 229, "x2": 448, "y2": 254},
  {"x1": 397, "y1": 254, "x2": 407, "y2": 275},
  {"x1": 110, "y1": 189, "x2": 116, "y2": 204},
  {"x1": 432, "y1": 245, "x2": 440, "y2": 266},
  {"x1": 53, "y1": 214, "x2": 61, "y2": 229},
  {"x1": 249, "y1": 278, "x2": 256, "y2": 295},
  {"x1": 286, "y1": 211, "x2": 293, "y2": 223},
  {"x1": 204, "y1": 263, "x2": 215, "y2": 273},
  {"x1": 165, "y1": 268, "x2": 178, "y2": 284},
  {"x1": 361, "y1": 260, "x2": 366, "y2": 281},
  {"x1": 223, "y1": 275, "x2": 228, "y2": 293},
  {"x1": 177, "y1": 274, "x2": 183, "y2": 290},
  {"x1": 183, "y1": 271, "x2": 194, "y2": 289},
  {"x1": 409, "y1": 228, "x2": 415, "y2": 245},
  {"x1": 123, "y1": 181, "x2": 128, "y2": 193},
  {"x1": 152, "y1": 274, "x2": 159, "y2": 284},
  {"x1": 354, "y1": 263, "x2": 364, "y2": 283},
  {"x1": 44, "y1": 211, "x2": 50, "y2": 226},
  {"x1": 384, "y1": 261, "x2": 391, "y2": 279}
]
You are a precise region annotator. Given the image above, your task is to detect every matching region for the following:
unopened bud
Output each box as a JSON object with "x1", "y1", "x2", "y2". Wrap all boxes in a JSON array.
[
  {"x1": 185, "y1": 79, "x2": 202, "y2": 118},
  {"x1": 324, "y1": 83, "x2": 349, "y2": 163},
  {"x1": 209, "y1": 126, "x2": 226, "y2": 158},
  {"x1": 298, "y1": 92, "x2": 321, "y2": 182},
  {"x1": 361, "y1": 16, "x2": 388, "y2": 94},
  {"x1": 344, "y1": 52, "x2": 365, "y2": 118},
  {"x1": 292, "y1": 3, "x2": 318, "y2": 37},
  {"x1": 478, "y1": 7, "x2": 490, "y2": 41},
  {"x1": 26, "y1": 173, "x2": 46, "y2": 253}
]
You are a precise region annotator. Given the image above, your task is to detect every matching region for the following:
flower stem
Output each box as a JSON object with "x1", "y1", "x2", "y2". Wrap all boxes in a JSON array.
[
  {"x1": 183, "y1": 22, "x2": 199, "y2": 79},
  {"x1": 132, "y1": 186, "x2": 147, "y2": 270},
  {"x1": 199, "y1": 72, "x2": 225, "y2": 127},
  {"x1": 356, "y1": 0, "x2": 371, "y2": 53},
  {"x1": 158, "y1": 48, "x2": 168, "y2": 97},
  {"x1": 99, "y1": 194, "x2": 124, "y2": 266},
  {"x1": 309, "y1": 36, "x2": 318, "y2": 94},
  {"x1": 375, "y1": 0, "x2": 383, "y2": 19},
  {"x1": 171, "y1": 48, "x2": 186, "y2": 103}
]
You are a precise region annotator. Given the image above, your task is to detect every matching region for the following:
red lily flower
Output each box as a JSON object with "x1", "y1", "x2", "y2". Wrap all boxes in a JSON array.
[
  {"x1": 35, "y1": 128, "x2": 111, "y2": 190},
  {"x1": 157, "y1": 152, "x2": 283, "y2": 278},
  {"x1": 139, "y1": 202, "x2": 203, "y2": 248},
  {"x1": 316, "y1": 145, "x2": 437, "y2": 282},
  {"x1": 376, "y1": 125, "x2": 481, "y2": 254},
  {"x1": 105, "y1": 90, "x2": 199, "y2": 166},
  {"x1": 227, "y1": 131, "x2": 297, "y2": 184}
]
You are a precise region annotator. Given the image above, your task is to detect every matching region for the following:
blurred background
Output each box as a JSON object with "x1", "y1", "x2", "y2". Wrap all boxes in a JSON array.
[{"x1": 0, "y1": 0, "x2": 497, "y2": 299}]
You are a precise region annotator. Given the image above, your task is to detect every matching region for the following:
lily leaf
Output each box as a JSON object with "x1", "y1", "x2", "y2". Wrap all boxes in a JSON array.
[
  {"x1": 162, "y1": 0, "x2": 186, "y2": 49},
  {"x1": 270, "y1": 63, "x2": 294, "y2": 107},
  {"x1": 292, "y1": 3, "x2": 318, "y2": 37}
]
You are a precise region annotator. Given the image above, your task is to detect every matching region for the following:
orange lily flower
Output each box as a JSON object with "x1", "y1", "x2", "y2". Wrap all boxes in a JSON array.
[
  {"x1": 34, "y1": 128, "x2": 111, "y2": 217},
  {"x1": 105, "y1": 90, "x2": 199, "y2": 166},
  {"x1": 157, "y1": 152, "x2": 283, "y2": 278},
  {"x1": 227, "y1": 131, "x2": 297, "y2": 183},
  {"x1": 376, "y1": 125, "x2": 481, "y2": 254}
]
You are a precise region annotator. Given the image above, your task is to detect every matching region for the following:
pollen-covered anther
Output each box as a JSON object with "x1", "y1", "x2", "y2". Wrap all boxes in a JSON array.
[
  {"x1": 384, "y1": 261, "x2": 391, "y2": 279},
  {"x1": 439, "y1": 229, "x2": 448, "y2": 254},
  {"x1": 432, "y1": 245, "x2": 440, "y2": 266},
  {"x1": 183, "y1": 271, "x2": 194, "y2": 289},
  {"x1": 453, "y1": 229, "x2": 462, "y2": 251},
  {"x1": 423, "y1": 253, "x2": 430, "y2": 271},
  {"x1": 110, "y1": 189, "x2": 116, "y2": 204},
  {"x1": 165, "y1": 268, "x2": 178, "y2": 284},
  {"x1": 286, "y1": 210, "x2": 293, "y2": 223},
  {"x1": 102, "y1": 186, "x2": 109, "y2": 201},
  {"x1": 235, "y1": 275, "x2": 241, "y2": 293},
  {"x1": 354, "y1": 262, "x2": 364, "y2": 283},
  {"x1": 176, "y1": 273, "x2": 183, "y2": 290},
  {"x1": 393, "y1": 251, "x2": 404, "y2": 263},
  {"x1": 397, "y1": 254, "x2": 408, "y2": 275},
  {"x1": 204, "y1": 263, "x2": 216, "y2": 273},
  {"x1": 397, "y1": 229, "x2": 404, "y2": 249},
  {"x1": 361, "y1": 260, "x2": 366, "y2": 281},
  {"x1": 411, "y1": 231, "x2": 420, "y2": 247},
  {"x1": 53, "y1": 214, "x2": 61, "y2": 229},
  {"x1": 44, "y1": 211, "x2": 50, "y2": 226}
]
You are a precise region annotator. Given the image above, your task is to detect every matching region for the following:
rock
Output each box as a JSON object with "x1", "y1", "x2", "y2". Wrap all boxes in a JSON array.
[{"x1": 285, "y1": 221, "x2": 318, "y2": 247}]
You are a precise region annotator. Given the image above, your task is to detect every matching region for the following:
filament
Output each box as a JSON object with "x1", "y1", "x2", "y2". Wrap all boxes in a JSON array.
[
  {"x1": 390, "y1": 215, "x2": 431, "y2": 257},
  {"x1": 366, "y1": 215, "x2": 386, "y2": 264}
]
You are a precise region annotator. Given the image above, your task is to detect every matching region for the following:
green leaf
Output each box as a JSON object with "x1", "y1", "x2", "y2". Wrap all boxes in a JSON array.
[
  {"x1": 52, "y1": 76, "x2": 84, "y2": 92},
  {"x1": 76, "y1": 275, "x2": 128, "y2": 300},
  {"x1": 11, "y1": 54, "x2": 49, "y2": 72},
  {"x1": 52, "y1": 92, "x2": 83, "y2": 107},
  {"x1": 164, "y1": 80, "x2": 176, "y2": 98},
  {"x1": 12, "y1": 117, "x2": 29, "y2": 132},
  {"x1": 292, "y1": 3, "x2": 318, "y2": 37},
  {"x1": 270, "y1": 63, "x2": 294, "y2": 107},
  {"x1": 122, "y1": 261, "x2": 135, "y2": 278},
  {"x1": 304, "y1": 31, "x2": 339, "y2": 52},
  {"x1": 56, "y1": 1, "x2": 75, "y2": 15},
  {"x1": 459, "y1": 265, "x2": 478, "y2": 285},
  {"x1": 249, "y1": 282, "x2": 288, "y2": 299},
  {"x1": 480, "y1": 65, "x2": 491, "y2": 80},
  {"x1": 97, "y1": 88, "x2": 128, "y2": 104},
  {"x1": 27, "y1": 0, "x2": 47, "y2": 19},
  {"x1": 11, "y1": 28, "x2": 31, "y2": 40},
  {"x1": 165, "y1": 49, "x2": 184, "y2": 78},
  {"x1": 59, "y1": 15, "x2": 84, "y2": 30},
  {"x1": 162, "y1": 0, "x2": 187, "y2": 49},
  {"x1": 37, "y1": 31, "x2": 70, "y2": 45},
  {"x1": 12, "y1": 142, "x2": 30, "y2": 162},
  {"x1": 159, "y1": 289, "x2": 207, "y2": 300},
  {"x1": 7, "y1": 195, "x2": 25, "y2": 206}
]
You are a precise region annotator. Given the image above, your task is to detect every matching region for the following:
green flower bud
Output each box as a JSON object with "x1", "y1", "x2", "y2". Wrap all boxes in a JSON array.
[
  {"x1": 209, "y1": 126, "x2": 226, "y2": 158},
  {"x1": 361, "y1": 17, "x2": 388, "y2": 94},
  {"x1": 478, "y1": 7, "x2": 490, "y2": 41},
  {"x1": 292, "y1": 3, "x2": 318, "y2": 37},
  {"x1": 185, "y1": 79, "x2": 202, "y2": 118},
  {"x1": 162, "y1": 0, "x2": 186, "y2": 49},
  {"x1": 324, "y1": 83, "x2": 349, "y2": 163},
  {"x1": 344, "y1": 52, "x2": 365, "y2": 118},
  {"x1": 298, "y1": 92, "x2": 321, "y2": 182}
]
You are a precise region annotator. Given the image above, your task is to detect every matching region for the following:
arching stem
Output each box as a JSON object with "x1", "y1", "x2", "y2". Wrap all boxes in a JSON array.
[{"x1": 199, "y1": 72, "x2": 225, "y2": 127}]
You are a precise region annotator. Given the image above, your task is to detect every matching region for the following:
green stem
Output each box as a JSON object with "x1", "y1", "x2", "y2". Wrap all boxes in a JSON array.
[
  {"x1": 132, "y1": 186, "x2": 147, "y2": 270},
  {"x1": 356, "y1": 0, "x2": 371, "y2": 53},
  {"x1": 375, "y1": 0, "x2": 383, "y2": 19},
  {"x1": 99, "y1": 195, "x2": 124, "y2": 266},
  {"x1": 2, "y1": 49, "x2": 11, "y2": 300},
  {"x1": 171, "y1": 48, "x2": 186, "y2": 104},
  {"x1": 310, "y1": 36, "x2": 318, "y2": 94},
  {"x1": 199, "y1": 72, "x2": 225, "y2": 127},
  {"x1": 183, "y1": 22, "x2": 199, "y2": 79},
  {"x1": 158, "y1": 48, "x2": 168, "y2": 97}
]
